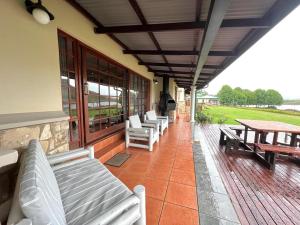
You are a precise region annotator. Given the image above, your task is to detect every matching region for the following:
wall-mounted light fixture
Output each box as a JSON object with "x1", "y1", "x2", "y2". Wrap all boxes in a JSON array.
[
  {"x1": 153, "y1": 79, "x2": 158, "y2": 85},
  {"x1": 25, "y1": 0, "x2": 54, "y2": 25}
]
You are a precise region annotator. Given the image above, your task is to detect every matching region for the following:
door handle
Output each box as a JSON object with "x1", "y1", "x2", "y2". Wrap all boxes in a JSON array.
[{"x1": 83, "y1": 82, "x2": 89, "y2": 95}]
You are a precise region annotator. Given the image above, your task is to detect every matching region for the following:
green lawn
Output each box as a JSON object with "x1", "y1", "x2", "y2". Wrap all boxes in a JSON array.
[{"x1": 202, "y1": 106, "x2": 300, "y2": 126}]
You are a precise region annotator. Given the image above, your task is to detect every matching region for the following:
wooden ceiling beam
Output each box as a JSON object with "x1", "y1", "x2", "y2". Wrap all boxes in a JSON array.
[
  {"x1": 151, "y1": 70, "x2": 194, "y2": 74},
  {"x1": 95, "y1": 18, "x2": 270, "y2": 33},
  {"x1": 128, "y1": 0, "x2": 173, "y2": 74},
  {"x1": 156, "y1": 75, "x2": 193, "y2": 79},
  {"x1": 65, "y1": 0, "x2": 153, "y2": 72},
  {"x1": 124, "y1": 50, "x2": 235, "y2": 56},
  {"x1": 144, "y1": 62, "x2": 221, "y2": 69}
]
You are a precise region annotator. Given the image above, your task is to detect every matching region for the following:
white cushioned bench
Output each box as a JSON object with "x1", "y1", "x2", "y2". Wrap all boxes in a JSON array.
[{"x1": 7, "y1": 140, "x2": 146, "y2": 225}]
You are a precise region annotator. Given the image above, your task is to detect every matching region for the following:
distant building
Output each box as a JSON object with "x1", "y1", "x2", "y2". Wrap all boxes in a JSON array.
[{"x1": 197, "y1": 95, "x2": 219, "y2": 105}]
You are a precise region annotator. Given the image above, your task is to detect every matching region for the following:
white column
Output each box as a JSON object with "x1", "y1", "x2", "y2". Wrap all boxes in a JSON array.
[{"x1": 190, "y1": 85, "x2": 196, "y2": 123}]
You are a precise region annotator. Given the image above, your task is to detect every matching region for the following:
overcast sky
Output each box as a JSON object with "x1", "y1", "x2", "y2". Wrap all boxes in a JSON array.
[{"x1": 204, "y1": 5, "x2": 300, "y2": 100}]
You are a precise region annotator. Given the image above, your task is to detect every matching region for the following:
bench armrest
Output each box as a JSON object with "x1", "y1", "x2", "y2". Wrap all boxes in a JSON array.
[
  {"x1": 144, "y1": 120, "x2": 160, "y2": 125},
  {"x1": 141, "y1": 123, "x2": 156, "y2": 128},
  {"x1": 128, "y1": 128, "x2": 149, "y2": 134},
  {"x1": 141, "y1": 123, "x2": 159, "y2": 132},
  {"x1": 47, "y1": 147, "x2": 94, "y2": 165}
]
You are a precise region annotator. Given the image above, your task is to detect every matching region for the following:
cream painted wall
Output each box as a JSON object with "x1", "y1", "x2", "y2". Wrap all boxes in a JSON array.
[{"x1": 0, "y1": 0, "x2": 155, "y2": 114}]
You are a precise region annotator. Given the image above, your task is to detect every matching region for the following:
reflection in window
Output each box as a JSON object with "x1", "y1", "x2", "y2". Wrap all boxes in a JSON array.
[
  {"x1": 58, "y1": 34, "x2": 80, "y2": 149},
  {"x1": 85, "y1": 52, "x2": 128, "y2": 134},
  {"x1": 129, "y1": 72, "x2": 149, "y2": 120}
]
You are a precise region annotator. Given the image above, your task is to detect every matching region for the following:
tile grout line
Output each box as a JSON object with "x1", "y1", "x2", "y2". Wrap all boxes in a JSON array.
[{"x1": 158, "y1": 124, "x2": 186, "y2": 224}]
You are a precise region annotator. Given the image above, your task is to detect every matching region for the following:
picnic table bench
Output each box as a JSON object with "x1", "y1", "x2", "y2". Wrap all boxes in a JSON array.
[
  {"x1": 229, "y1": 125, "x2": 246, "y2": 136},
  {"x1": 219, "y1": 127, "x2": 243, "y2": 152},
  {"x1": 255, "y1": 144, "x2": 300, "y2": 170}
]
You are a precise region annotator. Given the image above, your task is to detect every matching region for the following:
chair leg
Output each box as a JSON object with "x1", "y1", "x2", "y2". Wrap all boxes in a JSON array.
[
  {"x1": 133, "y1": 185, "x2": 146, "y2": 225},
  {"x1": 125, "y1": 121, "x2": 130, "y2": 148},
  {"x1": 149, "y1": 129, "x2": 153, "y2": 151}
]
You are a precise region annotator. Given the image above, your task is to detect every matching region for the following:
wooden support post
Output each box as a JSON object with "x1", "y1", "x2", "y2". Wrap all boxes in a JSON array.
[
  {"x1": 272, "y1": 132, "x2": 278, "y2": 145},
  {"x1": 290, "y1": 133, "x2": 297, "y2": 147},
  {"x1": 244, "y1": 127, "x2": 248, "y2": 145}
]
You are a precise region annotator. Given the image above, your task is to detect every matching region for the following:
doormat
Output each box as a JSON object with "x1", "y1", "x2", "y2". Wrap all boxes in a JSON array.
[{"x1": 105, "y1": 153, "x2": 131, "y2": 167}]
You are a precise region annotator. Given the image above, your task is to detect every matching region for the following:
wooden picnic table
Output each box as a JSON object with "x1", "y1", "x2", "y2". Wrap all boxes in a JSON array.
[
  {"x1": 235, "y1": 119, "x2": 300, "y2": 169},
  {"x1": 236, "y1": 119, "x2": 300, "y2": 147}
]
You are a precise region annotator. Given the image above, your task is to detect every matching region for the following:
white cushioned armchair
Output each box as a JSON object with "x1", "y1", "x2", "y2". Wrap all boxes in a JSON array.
[
  {"x1": 7, "y1": 140, "x2": 146, "y2": 225},
  {"x1": 125, "y1": 115, "x2": 159, "y2": 151},
  {"x1": 144, "y1": 110, "x2": 168, "y2": 135}
]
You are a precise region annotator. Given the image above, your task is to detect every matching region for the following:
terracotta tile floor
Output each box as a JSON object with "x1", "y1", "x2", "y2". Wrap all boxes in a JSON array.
[{"x1": 105, "y1": 115, "x2": 199, "y2": 225}]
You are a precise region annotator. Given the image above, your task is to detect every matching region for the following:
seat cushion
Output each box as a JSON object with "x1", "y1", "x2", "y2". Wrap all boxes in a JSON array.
[
  {"x1": 146, "y1": 111, "x2": 157, "y2": 120},
  {"x1": 54, "y1": 159, "x2": 133, "y2": 225},
  {"x1": 129, "y1": 115, "x2": 142, "y2": 128},
  {"x1": 19, "y1": 139, "x2": 67, "y2": 225}
]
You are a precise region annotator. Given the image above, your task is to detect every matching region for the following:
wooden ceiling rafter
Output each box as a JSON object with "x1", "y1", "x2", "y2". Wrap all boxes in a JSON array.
[
  {"x1": 123, "y1": 50, "x2": 235, "y2": 56},
  {"x1": 128, "y1": 0, "x2": 173, "y2": 74},
  {"x1": 65, "y1": 0, "x2": 153, "y2": 74},
  {"x1": 94, "y1": 18, "x2": 271, "y2": 34},
  {"x1": 144, "y1": 62, "x2": 221, "y2": 69}
]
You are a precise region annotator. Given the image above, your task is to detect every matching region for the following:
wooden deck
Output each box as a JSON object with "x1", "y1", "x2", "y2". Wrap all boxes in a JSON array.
[{"x1": 200, "y1": 125, "x2": 300, "y2": 225}]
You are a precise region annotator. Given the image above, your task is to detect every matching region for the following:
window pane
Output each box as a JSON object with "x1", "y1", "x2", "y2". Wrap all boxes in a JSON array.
[
  {"x1": 87, "y1": 53, "x2": 97, "y2": 67},
  {"x1": 98, "y1": 58, "x2": 108, "y2": 72},
  {"x1": 70, "y1": 120, "x2": 79, "y2": 141},
  {"x1": 70, "y1": 103, "x2": 77, "y2": 117},
  {"x1": 58, "y1": 34, "x2": 81, "y2": 149}
]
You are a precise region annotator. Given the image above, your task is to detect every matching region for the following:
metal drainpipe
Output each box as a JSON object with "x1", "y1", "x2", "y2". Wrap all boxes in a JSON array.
[{"x1": 190, "y1": 85, "x2": 196, "y2": 123}]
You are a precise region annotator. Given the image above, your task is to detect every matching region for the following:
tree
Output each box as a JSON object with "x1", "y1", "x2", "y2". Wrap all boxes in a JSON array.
[
  {"x1": 233, "y1": 87, "x2": 247, "y2": 106},
  {"x1": 265, "y1": 89, "x2": 283, "y2": 106},
  {"x1": 244, "y1": 89, "x2": 256, "y2": 106},
  {"x1": 217, "y1": 85, "x2": 234, "y2": 105},
  {"x1": 254, "y1": 89, "x2": 266, "y2": 107},
  {"x1": 196, "y1": 90, "x2": 208, "y2": 97}
]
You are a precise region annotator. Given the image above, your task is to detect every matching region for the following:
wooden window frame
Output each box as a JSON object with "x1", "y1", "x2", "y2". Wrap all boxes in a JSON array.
[{"x1": 57, "y1": 29, "x2": 151, "y2": 146}]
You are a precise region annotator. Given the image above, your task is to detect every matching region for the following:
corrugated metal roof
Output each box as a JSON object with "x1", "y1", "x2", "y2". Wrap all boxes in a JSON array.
[
  {"x1": 225, "y1": 0, "x2": 277, "y2": 19},
  {"x1": 168, "y1": 67, "x2": 194, "y2": 72},
  {"x1": 75, "y1": 0, "x2": 140, "y2": 26},
  {"x1": 71, "y1": 0, "x2": 298, "y2": 88},
  {"x1": 137, "y1": 0, "x2": 197, "y2": 23},
  {"x1": 166, "y1": 55, "x2": 195, "y2": 64},
  {"x1": 206, "y1": 56, "x2": 226, "y2": 65},
  {"x1": 149, "y1": 66, "x2": 171, "y2": 71},
  {"x1": 201, "y1": 68, "x2": 216, "y2": 74},
  {"x1": 138, "y1": 55, "x2": 165, "y2": 63},
  {"x1": 114, "y1": 33, "x2": 156, "y2": 50},
  {"x1": 154, "y1": 30, "x2": 200, "y2": 50},
  {"x1": 211, "y1": 28, "x2": 251, "y2": 51},
  {"x1": 200, "y1": 0, "x2": 211, "y2": 20}
]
